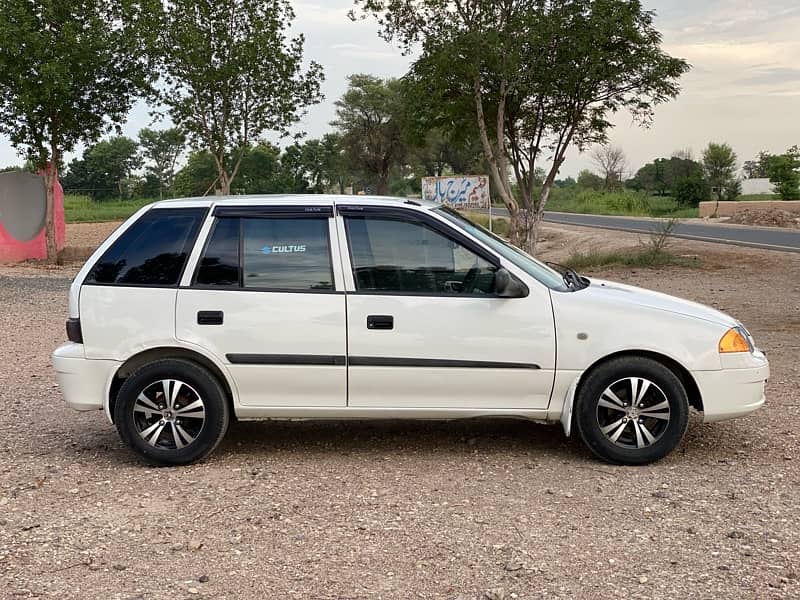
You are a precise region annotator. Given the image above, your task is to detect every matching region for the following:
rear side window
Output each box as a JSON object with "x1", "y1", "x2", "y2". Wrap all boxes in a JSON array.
[
  {"x1": 194, "y1": 216, "x2": 334, "y2": 291},
  {"x1": 86, "y1": 208, "x2": 207, "y2": 286}
]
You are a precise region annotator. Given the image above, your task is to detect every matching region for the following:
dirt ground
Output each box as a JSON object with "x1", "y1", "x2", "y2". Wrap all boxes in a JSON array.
[{"x1": 0, "y1": 222, "x2": 799, "y2": 599}]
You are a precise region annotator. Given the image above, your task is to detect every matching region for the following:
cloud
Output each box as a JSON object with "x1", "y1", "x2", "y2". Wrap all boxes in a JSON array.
[{"x1": 331, "y1": 42, "x2": 404, "y2": 60}]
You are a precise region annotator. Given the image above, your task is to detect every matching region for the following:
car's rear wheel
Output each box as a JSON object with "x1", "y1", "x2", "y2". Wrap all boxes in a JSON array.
[
  {"x1": 114, "y1": 359, "x2": 229, "y2": 466},
  {"x1": 574, "y1": 357, "x2": 689, "y2": 465}
]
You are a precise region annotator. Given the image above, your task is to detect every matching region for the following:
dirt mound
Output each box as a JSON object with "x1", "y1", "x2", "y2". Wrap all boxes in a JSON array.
[{"x1": 727, "y1": 208, "x2": 800, "y2": 229}]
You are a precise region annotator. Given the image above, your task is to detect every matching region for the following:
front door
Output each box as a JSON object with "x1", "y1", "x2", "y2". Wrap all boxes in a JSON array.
[
  {"x1": 338, "y1": 206, "x2": 556, "y2": 410},
  {"x1": 176, "y1": 206, "x2": 347, "y2": 407}
]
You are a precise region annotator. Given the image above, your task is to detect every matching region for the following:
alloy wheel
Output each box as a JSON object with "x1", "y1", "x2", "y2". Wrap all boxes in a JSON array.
[
  {"x1": 596, "y1": 377, "x2": 671, "y2": 449},
  {"x1": 132, "y1": 379, "x2": 206, "y2": 450}
]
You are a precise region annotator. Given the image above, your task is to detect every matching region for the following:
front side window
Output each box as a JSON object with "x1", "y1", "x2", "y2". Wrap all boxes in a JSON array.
[
  {"x1": 194, "y1": 216, "x2": 334, "y2": 291},
  {"x1": 86, "y1": 207, "x2": 206, "y2": 286},
  {"x1": 345, "y1": 216, "x2": 497, "y2": 295},
  {"x1": 435, "y1": 207, "x2": 566, "y2": 290}
]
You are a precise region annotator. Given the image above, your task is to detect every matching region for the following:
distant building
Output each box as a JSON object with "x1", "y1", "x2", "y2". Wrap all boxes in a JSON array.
[{"x1": 741, "y1": 178, "x2": 774, "y2": 196}]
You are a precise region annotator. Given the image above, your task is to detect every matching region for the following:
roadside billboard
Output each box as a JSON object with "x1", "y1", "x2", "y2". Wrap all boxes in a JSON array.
[{"x1": 421, "y1": 175, "x2": 490, "y2": 210}]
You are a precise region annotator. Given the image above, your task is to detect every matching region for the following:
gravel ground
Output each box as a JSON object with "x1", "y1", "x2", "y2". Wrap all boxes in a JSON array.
[{"x1": 0, "y1": 223, "x2": 798, "y2": 599}]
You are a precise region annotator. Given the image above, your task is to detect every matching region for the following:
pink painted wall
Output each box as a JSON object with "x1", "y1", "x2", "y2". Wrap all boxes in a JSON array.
[{"x1": 0, "y1": 171, "x2": 65, "y2": 263}]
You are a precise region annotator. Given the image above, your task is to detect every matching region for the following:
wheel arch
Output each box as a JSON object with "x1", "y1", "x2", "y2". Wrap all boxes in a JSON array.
[
  {"x1": 575, "y1": 350, "x2": 703, "y2": 413},
  {"x1": 108, "y1": 347, "x2": 236, "y2": 423}
]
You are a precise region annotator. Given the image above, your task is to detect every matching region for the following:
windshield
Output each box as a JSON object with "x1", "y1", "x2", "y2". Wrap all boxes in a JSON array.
[{"x1": 434, "y1": 207, "x2": 567, "y2": 290}]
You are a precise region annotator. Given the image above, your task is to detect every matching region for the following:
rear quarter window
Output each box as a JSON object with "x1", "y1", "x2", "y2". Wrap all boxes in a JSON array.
[{"x1": 85, "y1": 207, "x2": 207, "y2": 287}]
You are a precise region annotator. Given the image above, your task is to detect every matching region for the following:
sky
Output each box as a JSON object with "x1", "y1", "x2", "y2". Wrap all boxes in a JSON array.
[{"x1": 1, "y1": 0, "x2": 799, "y2": 179}]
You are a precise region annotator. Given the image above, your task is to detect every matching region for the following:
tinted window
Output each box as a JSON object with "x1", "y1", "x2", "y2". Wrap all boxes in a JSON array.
[
  {"x1": 195, "y1": 217, "x2": 240, "y2": 286},
  {"x1": 86, "y1": 208, "x2": 206, "y2": 286},
  {"x1": 346, "y1": 217, "x2": 497, "y2": 295},
  {"x1": 242, "y1": 218, "x2": 333, "y2": 290}
]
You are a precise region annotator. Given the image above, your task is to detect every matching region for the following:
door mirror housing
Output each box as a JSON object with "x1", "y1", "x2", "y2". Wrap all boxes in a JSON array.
[{"x1": 494, "y1": 268, "x2": 529, "y2": 298}]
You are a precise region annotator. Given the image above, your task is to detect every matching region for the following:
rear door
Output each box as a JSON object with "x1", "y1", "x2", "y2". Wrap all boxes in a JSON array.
[
  {"x1": 338, "y1": 205, "x2": 556, "y2": 410},
  {"x1": 176, "y1": 205, "x2": 347, "y2": 408}
]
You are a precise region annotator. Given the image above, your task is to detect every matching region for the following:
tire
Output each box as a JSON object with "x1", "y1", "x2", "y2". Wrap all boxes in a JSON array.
[
  {"x1": 114, "y1": 359, "x2": 230, "y2": 466},
  {"x1": 574, "y1": 357, "x2": 689, "y2": 465}
]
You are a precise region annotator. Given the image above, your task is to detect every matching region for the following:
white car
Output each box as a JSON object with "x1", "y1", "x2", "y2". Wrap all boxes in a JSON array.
[{"x1": 53, "y1": 195, "x2": 769, "y2": 466}]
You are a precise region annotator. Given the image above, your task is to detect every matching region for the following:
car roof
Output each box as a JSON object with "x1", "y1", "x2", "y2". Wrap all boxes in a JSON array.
[{"x1": 150, "y1": 194, "x2": 440, "y2": 211}]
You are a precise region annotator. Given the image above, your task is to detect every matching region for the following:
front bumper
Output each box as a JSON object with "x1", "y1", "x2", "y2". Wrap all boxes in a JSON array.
[
  {"x1": 693, "y1": 351, "x2": 769, "y2": 423},
  {"x1": 52, "y1": 343, "x2": 119, "y2": 417}
]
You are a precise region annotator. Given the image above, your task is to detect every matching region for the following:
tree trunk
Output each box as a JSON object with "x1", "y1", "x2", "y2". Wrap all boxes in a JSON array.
[
  {"x1": 509, "y1": 208, "x2": 538, "y2": 255},
  {"x1": 376, "y1": 174, "x2": 389, "y2": 196},
  {"x1": 472, "y1": 76, "x2": 517, "y2": 214},
  {"x1": 219, "y1": 176, "x2": 230, "y2": 196},
  {"x1": 42, "y1": 159, "x2": 58, "y2": 263}
]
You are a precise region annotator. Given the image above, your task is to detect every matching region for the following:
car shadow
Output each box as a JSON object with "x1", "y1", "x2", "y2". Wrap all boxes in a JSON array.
[
  {"x1": 59, "y1": 414, "x2": 766, "y2": 470},
  {"x1": 217, "y1": 417, "x2": 589, "y2": 461}
]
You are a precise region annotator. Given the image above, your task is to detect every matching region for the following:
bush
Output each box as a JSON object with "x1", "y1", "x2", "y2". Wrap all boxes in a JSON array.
[{"x1": 674, "y1": 175, "x2": 709, "y2": 207}]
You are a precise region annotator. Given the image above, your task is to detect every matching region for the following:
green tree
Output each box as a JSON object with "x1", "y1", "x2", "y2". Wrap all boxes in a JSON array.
[
  {"x1": 286, "y1": 134, "x2": 349, "y2": 194},
  {"x1": 702, "y1": 142, "x2": 738, "y2": 214},
  {"x1": 743, "y1": 151, "x2": 771, "y2": 179},
  {"x1": 354, "y1": 0, "x2": 689, "y2": 251},
  {"x1": 157, "y1": 0, "x2": 324, "y2": 196},
  {"x1": 766, "y1": 147, "x2": 800, "y2": 200},
  {"x1": 408, "y1": 128, "x2": 483, "y2": 178},
  {"x1": 172, "y1": 151, "x2": 218, "y2": 198},
  {"x1": 0, "y1": 0, "x2": 156, "y2": 260},
  {"x1": 62, "y1": 136, "x2": 141, "y2": 199},
  {"x1": 674, "y1": 174, "x2": 710, "y2": 207},
  {"x1": 138, "y1": 128, "x2": 186, "y2": 200},
  {"x1": 630, "y1": 156, "x2": 704, "y2": 196},
  {"x1": 577, "y1": 170, "x2": 604, "y2": 191},
  {"x1": 332, "y1": 74, "x2": 407, "y2": 196}
]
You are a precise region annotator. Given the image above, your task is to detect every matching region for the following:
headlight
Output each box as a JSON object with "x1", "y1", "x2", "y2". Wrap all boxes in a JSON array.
[{"x1": 719, "y1": 327, "x2": 753, "y2": 353}]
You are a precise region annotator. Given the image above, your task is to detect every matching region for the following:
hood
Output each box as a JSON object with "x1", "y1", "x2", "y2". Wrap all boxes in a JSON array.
[{"x1": 582, "y1": 278, "x2": 738, "y2": 328}]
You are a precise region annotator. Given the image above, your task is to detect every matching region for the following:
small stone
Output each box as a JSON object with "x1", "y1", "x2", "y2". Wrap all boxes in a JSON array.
[
  {"x1": 198, "y1": 575, "x2": 209, "y2": 583},
  {"x1": 485, "y1": 588, "x2": 505, "y2": 600},
  {"x1": 639, "y1": 576, "x2": 648, "y2": 584},
  {"x1": 652, "y1": 491, "x2": 669, "y2": 499},
  {"x1": 112, "y1": 564, "x2": 127, "y2": 571},
  {"x1": 187, "y1": 588, "x2": 199, "y2": 595},
  {"x1": 504, "y1": 561, "x2": 523, "y2": 572},
  {"x1": 565, "y1": 492, "x2": 574, "y2": 499},
  {"x1": 189, "y1": 540, "x2": 204, "y2": 551}
]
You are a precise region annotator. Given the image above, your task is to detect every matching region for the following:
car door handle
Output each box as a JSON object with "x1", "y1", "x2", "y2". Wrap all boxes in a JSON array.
[
  {"x1": 197, "y1": 310, "x2": 224, "y2": 325},
  {"x1": 367, "y1": 315, "x2": 394, "y2": 330}
]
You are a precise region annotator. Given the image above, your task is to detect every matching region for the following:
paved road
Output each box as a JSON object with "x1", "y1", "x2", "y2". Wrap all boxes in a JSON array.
[{"x1": 483, "y1": 208, "x2": 800, "y2": 253}]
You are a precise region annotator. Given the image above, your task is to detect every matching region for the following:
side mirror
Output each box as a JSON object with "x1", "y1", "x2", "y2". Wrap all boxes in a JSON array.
[{"x1": 494, "y1": 268, "x2": 529, "y2": 298}]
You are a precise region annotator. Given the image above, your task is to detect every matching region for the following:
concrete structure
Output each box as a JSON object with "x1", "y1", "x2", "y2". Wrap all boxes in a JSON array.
[
  {"x1": 0, "y1": 171, "x2": 65, "y2": 262},
  {"x1": 699, "y1": 201, "x2": 800, "y2": 218}
]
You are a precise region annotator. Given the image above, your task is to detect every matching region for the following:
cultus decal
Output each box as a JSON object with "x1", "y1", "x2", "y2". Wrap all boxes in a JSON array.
[{"x1": 261, "y1": 245, "x2": 307, "y2": 255}]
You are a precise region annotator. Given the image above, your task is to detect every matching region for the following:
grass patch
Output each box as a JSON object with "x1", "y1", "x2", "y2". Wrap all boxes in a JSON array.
[
  {"x1": 547, "y1": 190, "x2": 699, "y2": 218},
  {"x1": 563, "y1": 248, "x2": 696, "y2": 271},
  {"x1": 737, "y1": 194, "x2": 777, "y2": 202},
  {"x1": 65, "y1": 195, "x2": 154, "y2": 223}
]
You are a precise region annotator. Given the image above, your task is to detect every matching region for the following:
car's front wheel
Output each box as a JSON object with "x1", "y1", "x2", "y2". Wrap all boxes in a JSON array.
[
  {"x1": 114, "y1": 359, "x2": 229, "y2": 466},
  {"x1": 574, "y1": 357, "x2": 690, "y2": 465}
]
